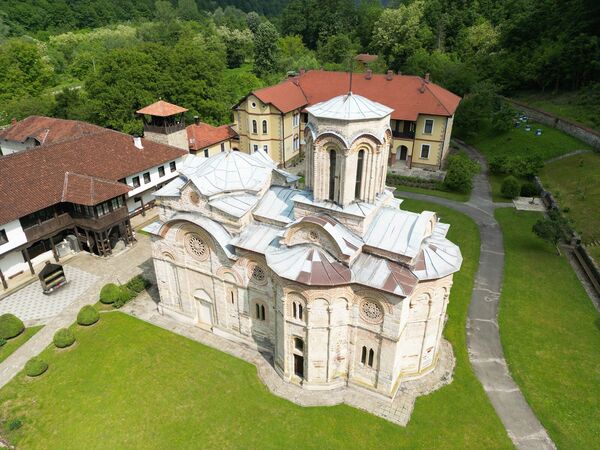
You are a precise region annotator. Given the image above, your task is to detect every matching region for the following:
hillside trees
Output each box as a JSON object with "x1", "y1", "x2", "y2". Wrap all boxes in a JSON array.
[{"x1": 253, "y1": 21, "x2": 280, "y2": 77}]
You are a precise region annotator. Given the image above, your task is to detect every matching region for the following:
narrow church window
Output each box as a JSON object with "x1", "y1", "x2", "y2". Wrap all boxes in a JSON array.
[
  {"x1": 252, "y1": 120, "x2": 258, "y2": 134},
  {"x1": 368, "y1": 349, "x2": 374, "y2": 367},
  {"x1": 262, "y1": 120, "x2": 268, "y2": 134},
  {"x1": 328, "y1": 149, "x2": 336, "y2": 202},
  {"x1": 230, "y1": 290, "x2": 234, "y2": 304},
  {"x1": 260, "y1": 304, "x2": 266, "y2": 320},
  {"x1": 355, "y1": 149, "x2": 364, "y2": 199},
  {"x1": 361, "y1": 346, "x2": 367, "y2": 365},
  {"x1": 255, "y1": 303, "x2": 260, "y2": 319},
  {"x1": 298, "y1": 304, "x2": 303, "y2": 321},
  {"x1": 293, "y1": 302, "x2": 297, "y2": 318}
]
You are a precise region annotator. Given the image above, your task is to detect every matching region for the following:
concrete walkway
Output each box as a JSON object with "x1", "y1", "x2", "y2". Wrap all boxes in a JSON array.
[
  {"x1": 397, "y1": 141, "x2": 555, "y2": 449},
  {"x1": 0, "y1": 236, "x2": 155, "y2": 390}
]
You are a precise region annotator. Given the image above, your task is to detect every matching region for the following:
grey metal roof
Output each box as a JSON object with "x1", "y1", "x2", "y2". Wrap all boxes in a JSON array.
[
  {"x1": 363, "y1": 207, "x2": 435, "y2": 258},
  {"x1": 231, "y1": 223, "x2": 281, "y2": 254},
  {"x1": 307, "y1": 92, "x2": 393, "y2": 121},
  {"x1": 254, "y1": 186, "x2": 305, "y2": 224},
  {"x1": 209, "y1": 194, "x2": 259, "y2": 218},
  {"x1": 351, "y1": 253, "x2": 418, "y2": 297},
  {"x1": 412, "y1": 223, "x2": 462, "y2": 281},
  {"x1": 141, "y1": 220, "x2": 163, "y2": 235}
]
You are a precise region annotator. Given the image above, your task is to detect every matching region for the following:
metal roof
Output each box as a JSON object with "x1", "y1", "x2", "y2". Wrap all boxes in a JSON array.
[
  {"x1": 209, "y1": 194, "x2": 259, "y2": 218},
  {"x1": 412, "y1": 223, "x2": 462, "y2": 281},
  {"x1": 154, "y1": 176, "x2": 186, "y2": 197},
  {"x1": 231, "y1": 223, "x2": 281, "y2": 254},
  {"x1": 306, "y1": 92, "x2": 393, "y2": 121},
  {"x1": 254, "y1": 186, "x2": 303, "y2": 224}
]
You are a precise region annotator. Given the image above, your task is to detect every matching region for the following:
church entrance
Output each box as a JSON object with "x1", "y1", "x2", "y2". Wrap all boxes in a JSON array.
[
  {"x1": 397, "y1": 145, "x2": 408, "y2": 161},
  {"x1": 193, "y1": 289, "x2": 213, "y2": 330},
  {"x1": 294, "y1": 354, "x2": 304, "y2": 378}
]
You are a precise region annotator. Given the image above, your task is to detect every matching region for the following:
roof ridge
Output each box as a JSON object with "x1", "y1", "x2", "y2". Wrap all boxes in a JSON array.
[{"x1": 421, "y1": 79, "x2": 452, "y2": 116}]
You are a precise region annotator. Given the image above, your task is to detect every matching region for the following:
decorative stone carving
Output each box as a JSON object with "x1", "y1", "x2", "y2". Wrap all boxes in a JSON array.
[
  {"x1": 189, "y1": 190, "x2": 200, "y2": 205},
  {"x1": 185, "y1": 233, "x2": 209, "y2": 261},
  {"x1": 360, "y1": 299, "x2": 384, "y2": 324}
]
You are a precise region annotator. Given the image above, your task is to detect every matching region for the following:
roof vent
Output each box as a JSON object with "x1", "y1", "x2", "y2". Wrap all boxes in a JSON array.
[
  {"x1": 386, "y1": 70, "x2": 393, "y2": 81},
  {"x1": 365, "y1": 69, "x2": 372, "y2": 80},
  {"x1": 133, "y1": 136, "x2": 143, "y2": 149},
  {"x1": 194, "y1": 115, "x2": 200, "y2": 125},
  {"x1": 424, "y1": 73, "x2": 430, "y2": 83},
  {"x1": 299, "y1": 68, "x2": 305, "y2": 76}
]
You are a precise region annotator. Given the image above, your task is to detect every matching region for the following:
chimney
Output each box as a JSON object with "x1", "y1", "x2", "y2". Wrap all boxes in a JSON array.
[
  {"x1": 365, "y1": 69, "x2": 372, "y2": 80},
  {"x1": 299, "y1": 68, "x2": 305, "y2": 76},
  {"x1": 133, "y1": 135, "x2": 143, "y2": 149},
  {"x1": 11, "y1": 118, "x2": 17, "y2": 125},
  {"x1": 386, "y1": 70, "x2": 393, "y2": 81},
  {"x1": 424, "y1": 73, "x2": 430, "y2": 83},
  {"x1": 194, "y1": 115, "x2": 200, "y2": 125}
]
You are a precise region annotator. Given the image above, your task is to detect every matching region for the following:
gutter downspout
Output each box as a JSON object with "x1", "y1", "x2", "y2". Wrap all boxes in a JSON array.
[{"x1": 281, "y1": 112, "x2": 286, "y2": 168}]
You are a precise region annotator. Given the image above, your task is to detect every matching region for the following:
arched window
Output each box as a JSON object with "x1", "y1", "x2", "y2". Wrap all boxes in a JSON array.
[
  {"x1": 255, "y1": 303, "x2": 266, "y2": 321},
  {"x1": 230, "y1": 290, "x2": 235, "y2": 304},
  {"x1": 329, "y1": 149, "x2": 337, "y2": 202},
  {"x1": 368, "y1": 349, "x2": 374, "y2": 367},
  {"x1": 355, "y1": 149, "x2": 364, "y2": 199},
  {"x1": 292, "y1": 301, "x2": 305, "y2": 321},
  {"x1": 298, "y1": 304, "x2": 303, "y2": 321},
  {"x1": 360, "y1": 346, "x2": 375, "y2": 368},
  {"x1": 262, "y1": 120, "x2": 268, "y2": 134},
  {"x1": 361, "y1": 346, "x2": 367, "y2": 365},
  {"x1": 252, "y1": 120, "x2": 257, "y2": 134}
]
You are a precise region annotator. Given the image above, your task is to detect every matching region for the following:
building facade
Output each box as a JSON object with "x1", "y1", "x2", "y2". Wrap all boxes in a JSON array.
[
  {"x1": 148, "y1": 93, "x2": 462, "y2": 398},
  {"x1": 0, "y1": 116, "x2": 186, "y2": 289},
  {"x1": 233, "y1": 70, "x2": 461, "y2": 170}
]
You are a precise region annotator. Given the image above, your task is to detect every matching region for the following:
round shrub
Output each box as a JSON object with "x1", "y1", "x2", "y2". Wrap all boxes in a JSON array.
[
  {"x1": 501, "y1": 176, "x2": 521, "y2": 199},
  {"x1": 25, "y1": 357, "x2": 48, "y2": 377},
  {"x1": 53, "y1": 328, "x2": 75, "y2": 348},
  {"x1": 0, "y1": 313, "x2": 24, "y2": 340},
  {"x1": 77, "y1": 305, "x2": 99, "y2": 326},
  {"x1": 520, "y1": 181, "x2": 539, "y2": 197},
  {"x1": 100, "y1": 283, "x2": 123, "y2": 304}
]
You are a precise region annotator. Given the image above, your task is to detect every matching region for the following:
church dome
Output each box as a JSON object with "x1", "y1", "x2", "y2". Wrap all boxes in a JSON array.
[
  {"x1": 184, "y1": 151, "x2": 272, "y2": 197},
  {"x1": 306, "y1": 92, "x2": 393, "y2": 121}
]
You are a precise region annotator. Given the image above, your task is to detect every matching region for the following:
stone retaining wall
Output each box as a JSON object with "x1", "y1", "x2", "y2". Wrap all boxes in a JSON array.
[{"x1": 506, "y1": 98, "x2": 600, "y2": 150}]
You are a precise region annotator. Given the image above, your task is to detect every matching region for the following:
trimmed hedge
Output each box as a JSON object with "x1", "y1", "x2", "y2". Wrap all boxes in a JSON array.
[
  {"x1": 25, "y1": 357, "x2": 48, "y2": 377},
  {"x1": 126, "y1": 275, "x2": 151, "y2": 293},
  {"x1": 77, "y1": 305, "x2": 99, "y2": 326},
  {"x1": 100, "y1": 283, "x2": 123, "y2": 304},
  {"x1": 0, "y1": 314, "x2": 24, "y2": 340},
  {"x1": 53, "y1": 328, "x2": 75, "y2": 348}
]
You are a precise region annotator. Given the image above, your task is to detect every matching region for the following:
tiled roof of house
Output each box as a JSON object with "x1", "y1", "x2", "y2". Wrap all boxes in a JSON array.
[
  {"x1": 61, "y1": 172, "x2": 131, "y2": 206},
  {"x1": 245, "y1": 70, "x2": 461, "y2": 121},
  {"x1": 136, "y1": 100, "x2": 188, "y2": 117},
  {"x1": 0, "y1": 118, "x2": 186, "y2": 224},
  {"x1": 0, "y1": 116, "x2": 102, "y2": 145},
  {"x1": 186, "y1": 122, "x2": 238, "y2": 151}
]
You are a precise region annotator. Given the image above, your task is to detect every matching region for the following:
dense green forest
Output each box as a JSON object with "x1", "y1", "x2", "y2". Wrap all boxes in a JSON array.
[{"x1": 0, "y1": 0, "x2": 598, "y2": 133}]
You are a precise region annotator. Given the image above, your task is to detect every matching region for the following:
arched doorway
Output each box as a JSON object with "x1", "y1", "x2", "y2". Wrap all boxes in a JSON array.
[
  {"x1": 193, "y1": 289, "x2": 213, "y2": 330},
  {"x1": 397, "y1": 145, "x2": 408, "y2": 161}
]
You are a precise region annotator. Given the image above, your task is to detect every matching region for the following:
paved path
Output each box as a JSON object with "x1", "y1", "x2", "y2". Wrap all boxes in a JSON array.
[
  {"x1": 0, "y1": 236, "x2": 154, "y2": 390},
  {"x1": 397, "y1": 142, "x2": 555, "y2": 449}
]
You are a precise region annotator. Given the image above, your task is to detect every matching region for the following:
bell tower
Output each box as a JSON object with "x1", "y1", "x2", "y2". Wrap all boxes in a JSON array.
[
  {"x1": 137, "y1": 100, "x2": 189, "y2": 151},
  {"x1": 304, "y1": 93, "x2": 393, "y2": 207}
]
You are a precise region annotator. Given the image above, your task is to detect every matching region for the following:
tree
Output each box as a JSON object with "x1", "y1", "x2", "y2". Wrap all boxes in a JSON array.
[
  {"x1": 154, "y1": 0, "x2": 177, "y2": 23},
  {"x1": 253, "y1": 21, "x2": 279, "y2": 78},
  {"x1": 277, "y1": 35, "x2": 319, "y2": 72},
  {"x1": 443, "y1": 152, "x2": 479, "y2": 193},
  {"x1": 217, "y1": 26, "x2": 253, "y2": 68},
  {"x1": 177, "y1": 0, "x2": 199, "y2": 21},
  {"x1": 532, "y1": 211, "x2": 572, "y2": 256},
  {"x1": 501, "y1": 176, "x2": 521, "y2": 199},
  {"x1": 246, "y1": 11, "x2": 261, "y2": 34},
  {"x1": 371, "y1": 1, "x2": 427, "y2": 69},
  {"x1": 317, "y1": 34, "x2": 357, "y2": 67}
]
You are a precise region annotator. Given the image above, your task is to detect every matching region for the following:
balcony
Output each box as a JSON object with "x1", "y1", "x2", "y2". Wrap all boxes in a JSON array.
[
  {"x1": 392, "y1": 130, "x2": 415, "y2": 140},
  {"x1": 143, "y1": 122, "x2": 185, "y2": 135},
  {"x1": 23, "y1": 213, "x2": 74, "y2": 242},
  {"x1": 73, "y1": 206, "x2": 128, "y2": 231}
]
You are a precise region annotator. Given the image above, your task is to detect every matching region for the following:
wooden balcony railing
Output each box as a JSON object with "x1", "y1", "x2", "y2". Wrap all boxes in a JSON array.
[
  {"x1": 23, "y1": 213, "x2": 73, "y2": 242},
  {"x1": 73, "y1": 206, "x2": 128, "y2": 231},
  {"x1": 392, "y1": 130, "x2": 415, "y2": 139},
  {"x1": 143, "y1": 122, "x2": 185, "y2": 135}
]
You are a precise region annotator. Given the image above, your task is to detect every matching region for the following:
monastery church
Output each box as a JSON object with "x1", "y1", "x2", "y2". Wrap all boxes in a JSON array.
[{"x1": 147, "y1": 92, "x2": 462, "y2": 398}]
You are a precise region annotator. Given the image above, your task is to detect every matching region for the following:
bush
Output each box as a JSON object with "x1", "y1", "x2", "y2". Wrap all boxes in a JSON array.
[
  {"x1": 444, "y1": 152, "x2": 480, "y2": 194},
  {"x1": 53, "y1": 328, "x2": 75, "y2": 348},
  {"x1": 7, "y1": 418, "x2": 23, "y2": 431},
  {"x1": 113, "y1": 288, "x2": 135, "y2": 309},
  {"x1": 25, "y1": 357, "x2": 48, "y2": 377},
  {"x1": 0, "y1": 338, "x2": 6, "y2": 347},
  {"x1": 126, "y1": 275, "x2": 150, "y2": 293},
  {"x1": 489, "y1": 155, "x2": 510, "y2": 175},
  {"x1": 501, "y1": 176, "x2": 521, "y2": 199},
  {"x1": 0, "y1": 314, "x2": 24, "y2": 340},
  {"x1": 520, "y1": 181, "x2": 539, "y2": 197},
  {"x1": 100, "y1": 283, "x2": 123, "y2": 304},
  {"x1": 77, "y1": 305, "x2": 99, "y2": 326}
]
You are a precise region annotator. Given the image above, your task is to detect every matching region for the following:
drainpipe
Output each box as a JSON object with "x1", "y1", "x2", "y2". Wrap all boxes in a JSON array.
[{"x1": 281, "y1": 112, "x2": 286, "y2": 168}]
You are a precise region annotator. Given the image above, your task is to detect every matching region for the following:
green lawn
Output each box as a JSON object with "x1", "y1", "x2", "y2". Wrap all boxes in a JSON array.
[
  {"x1": 0, "y1": 200, "x2": 511, "y2": 449},
  {"x1": 513, "y1": 91, "x2": 600, "y2": 131},
  {"x1": 395, "y1": 185, "x2": 470, "y2": 202},
  {"x1": 0, "y1": 326, "x2": 43, "y2": 364},
  {"x1": 540, "y1": 152, "x2": 600, "y2": 262},
  {"x1": 496, "y1": 208, "x2": 600, "y2": 449},
  {"x1": 468, "y1": 122, "x2": 591, "y2": 162}
]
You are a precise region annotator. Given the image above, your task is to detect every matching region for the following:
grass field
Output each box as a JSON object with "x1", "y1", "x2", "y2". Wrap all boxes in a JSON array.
[
  {"x1": 0, "y1": 201, "x2": 512, "y2": 449},
  {"x1": 540, "y1": 152, "x2": 600, "y2": 262},
  {"x1": 395, "y1": 185, "x2": 470, "y2": 202},
  {"x1": 496, "y1": 208, "x2": 600, "y2": 449},
  {"x1": 468, "y1": 122, "x2": 591, "y2": 162},
  {"x1": 0, "y1": 326, "x2": 43, "y2": 364},
  {"x1": 514, "y1": 91, "x2": 600, "y2": 131}
]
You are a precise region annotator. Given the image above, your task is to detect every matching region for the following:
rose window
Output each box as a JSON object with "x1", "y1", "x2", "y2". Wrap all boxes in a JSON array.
[
  {"x1": 251, "y1": 265, "x2": 266, "y2": 283},
  {"x1": 308, "y1": 230, "x2": 318, "y2": 241},
  {"x1": 186, "y1": 234, "x2": 208, "y2": 260},
  {"x1": 361, "y1": 300, "x2": 383, "y2": 323}
]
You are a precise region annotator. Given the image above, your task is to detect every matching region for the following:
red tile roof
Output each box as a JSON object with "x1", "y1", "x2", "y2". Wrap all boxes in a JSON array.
[
  {"x1": 61, "y1": 172, "x2": 131, "y2": 206},
  {"x1": 245, "y1": 70, "x2": 461, "y2": 121},
  {"x1": 136, "y1": 100, "x2": 188, "y2": 117},
  {"x1": 0, "y1": 116, "x2": 102, "y2": 145},
  {"x1": 0, "y1": 117, "x2": 186, "y2": 224},
  {"x1": 187, "y1": 122, "x2": 238, "y2": 151}
]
